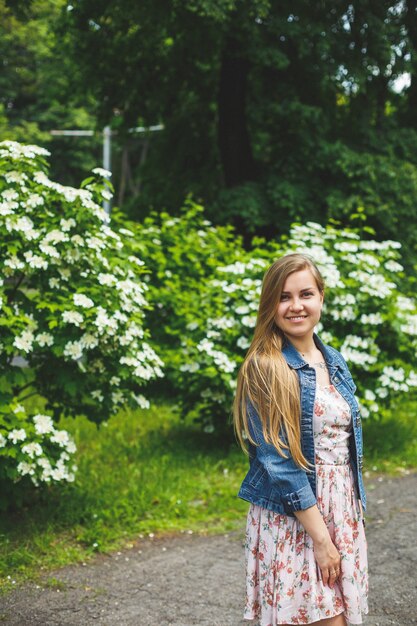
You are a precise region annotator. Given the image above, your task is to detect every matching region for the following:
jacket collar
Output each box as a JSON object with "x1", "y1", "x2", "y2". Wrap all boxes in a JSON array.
[{"x1": 282, "y1": 333, "x2": 337, "y2": 370}]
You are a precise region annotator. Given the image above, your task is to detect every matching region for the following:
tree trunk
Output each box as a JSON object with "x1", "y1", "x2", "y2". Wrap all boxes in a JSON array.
[
  {"x1": 217, "y1": 34, "x2": 255, "y2": 187},
  {"x1": 405, "y1": 0, "x2": 417, "y2": 125}
]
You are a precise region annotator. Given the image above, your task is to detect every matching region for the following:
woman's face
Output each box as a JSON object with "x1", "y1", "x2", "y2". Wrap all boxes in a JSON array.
[{"x1": 274, "y1": 268, "x2": 323, "y2": 341}]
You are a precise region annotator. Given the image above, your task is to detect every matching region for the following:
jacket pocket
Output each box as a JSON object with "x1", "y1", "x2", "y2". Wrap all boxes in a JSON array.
[{"x1": 249, "y1": 464, "x2": 267, "y2": 489}]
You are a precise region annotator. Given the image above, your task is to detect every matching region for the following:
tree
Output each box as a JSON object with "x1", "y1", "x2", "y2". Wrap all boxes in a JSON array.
[
  {"x1": 0, "y1": 0, "x2": 101, "y2": 187},
  {"x1": 62, "y1": 1, "x2": 417, "y2": 263}
]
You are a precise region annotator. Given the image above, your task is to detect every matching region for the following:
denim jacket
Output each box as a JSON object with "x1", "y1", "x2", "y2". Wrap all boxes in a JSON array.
[{"x1": 237, "y1": 334, "x2": 366, "y2": 517}]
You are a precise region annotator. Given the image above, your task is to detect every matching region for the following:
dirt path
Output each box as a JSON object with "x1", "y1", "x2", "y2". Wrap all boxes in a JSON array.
[{"x1": 0, "y1": 472, "x2": 416, "y2": 626}]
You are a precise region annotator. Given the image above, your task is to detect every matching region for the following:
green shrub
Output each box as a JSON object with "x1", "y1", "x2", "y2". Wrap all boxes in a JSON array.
[
  {"x1": 118, "y1": 205, "x2": 417, "y2": 433},
  {"x1": 0, "y1": 141, "x2": 162, "y2": 491}
]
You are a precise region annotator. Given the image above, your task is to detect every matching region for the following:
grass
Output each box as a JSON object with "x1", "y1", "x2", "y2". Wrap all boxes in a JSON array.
[
  {"x1": 0, "y1": 404, "x2": 249, "y2": 591},
  {"x1": 0, "y1": 398, "x2": 416, "y2": 591}
]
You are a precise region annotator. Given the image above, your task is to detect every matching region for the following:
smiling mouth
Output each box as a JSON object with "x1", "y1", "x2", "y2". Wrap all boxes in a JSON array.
[{"x1": 286, "y1": 316, "x2": 307, "y2": 321}]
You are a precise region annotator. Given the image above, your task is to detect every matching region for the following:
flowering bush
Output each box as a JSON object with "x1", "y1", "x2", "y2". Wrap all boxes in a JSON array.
[
  {"x1": 111, "y1": 201, "x2": 243, "y2": 406},
  {"x1": 128, "y1": 205, "x2": 417, "y2": 432},
  {"x1": 0, "y1": 141, "x2": 163, "y2": 489}
]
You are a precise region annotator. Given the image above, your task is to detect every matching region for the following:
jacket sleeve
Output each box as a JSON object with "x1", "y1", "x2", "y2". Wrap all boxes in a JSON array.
[{"x1": 247, "y1": 400, "x2": 317, "y2": 514}]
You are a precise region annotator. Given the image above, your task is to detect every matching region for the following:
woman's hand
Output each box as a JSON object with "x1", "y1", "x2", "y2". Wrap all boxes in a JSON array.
[
  {"x1": 294, "y1": 504, "x2": 341, "y2": 588},
  {"x1": 313, "y1": 536, "x2": 341, "y2": 588}
]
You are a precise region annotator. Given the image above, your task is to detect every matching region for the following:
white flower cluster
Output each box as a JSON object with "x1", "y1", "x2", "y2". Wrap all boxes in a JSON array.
[
  {"x1": 340, "y1": 335, "x2": 380, "y2": 369},
  {"x1": 0, "y1": 413, "x2": 77, "y2": 486},
  {"x1": 197, "y1": 338, "x2": 237, "y2": 374},
  {"x1": 0, "y1": 140, "x2": 165, "y2": 423},
  {"x1": 348, "y1": 270, "x2": 396, "y2": 297},
  {"x1": 375, "y1": 366, "x2": 416, "y2": 394}
]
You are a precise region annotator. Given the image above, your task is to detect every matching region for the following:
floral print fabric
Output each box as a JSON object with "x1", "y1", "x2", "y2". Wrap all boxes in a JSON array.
[{"x1": 244, "y1": 384, "x2": 369, "y2": 625}]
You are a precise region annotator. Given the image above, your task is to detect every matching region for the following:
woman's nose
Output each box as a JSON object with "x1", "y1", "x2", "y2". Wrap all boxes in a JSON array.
[{"x1": 290, "y1": 299, "x2": 303, "y2": 310}]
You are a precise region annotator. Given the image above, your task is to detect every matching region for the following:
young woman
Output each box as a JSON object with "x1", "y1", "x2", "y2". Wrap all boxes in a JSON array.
[{"x1": 233, "y1": 253, "x2": 368, "y2": 626}]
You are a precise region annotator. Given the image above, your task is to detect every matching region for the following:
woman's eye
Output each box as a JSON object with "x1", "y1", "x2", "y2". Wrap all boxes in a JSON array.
[{"x1": 303, "y1": 292, "x2": 313, "y2": 297}]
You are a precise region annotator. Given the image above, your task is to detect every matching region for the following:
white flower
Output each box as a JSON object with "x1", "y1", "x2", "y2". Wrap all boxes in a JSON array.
[
  {"x1": 0, "y1": 201, "x2": 17, "y2": 216},
  {"x1": 8, "y1": 428, "x2": 27, "y2": 443},
  {"x1": 334, "y1": 242, "x2": 359, "y2": 253},
  {"x1": 111, "y1": 390, "x2": 125, "y2": 405},
  {"x1": 1, "y1": 189, "x2": 19, "y2": 201},
  {"x1": 22, "y1": 442, "x2": 43, "y2": 458},
  {"x1": 33, "y1": 414, "x2": 54, "y2": 434},
  {"x1": 17, "y1": 461, "x2": 35, "y2": 476},
  {"x1": 406, "y1": 371, "x2": 417, "y2": 387},
  {"x1": 102, "y1": 189, "x2": 113, "y2": 201},
  {"x1": 385, "y1": 260, "x2": 403, "y2": 273},
  {"x1": 13, "y1": 404, "x2": 25, "y2": 414},
  {"x1": 360, "y1": 313, "x2": 383, "y2": 325},
  {"x1": 12, "y1": 216, "x2": 39, "y2": 240},
  {"x1": 348, "y1": 270, "x2": 395, "y2": 297},
  {"x1": 4, "y1": 170, "x2": 27, "y2": 184},
  {"x1": 241, "y1": 315, "x2": 257, "y2": 328},
  {"x1": 97, "y1": 273, "x2": 117, "y2": 286},
  {"x1": 39, "y1": 243, "x2": 59, "y2": 258},
  {"x1": 237, "y1": 336, "x2": 250, "y2": 350},
  {"x1": 379, "y1": 366, "x2": 405, "y2": 387},
  {"x1": 318, "y1": 331, "x2": 334, "y2": 344},
  {"x1": 0, "y1": 433, "x2": 7, "y2": 447},
  {"x1": 73, "y1": 293, "x2": 95, "y2": 308},
  {"x1": 133, "y1": 394, "x2": 150, "y2": 409},
  {"x1": 91, "y1": 389, "x2": 104, "y2": 402},
  {"x1": 364, "y1": 389, "x2": 376, "y2": 401},
  {"x1": 64, "y1": 341, "x2": 83, "y2": 360},
  {"x1": 66, "y1": 440, "x2": 77, "y2": 454},
  {"x1": 36, "y1": 332, "x2": 54, "y2": 347},
  {"x1": 211, "y1": 316, "x2": 236, "y2": 329},
  {"x1": 24, "y1": 193, "x2": 44, "y2": 208},
  {"x1": 396, "y1": 296, "x2": 416, "y2": 312},
  {"x1": 60, "y1": 218, "x2": 76, "y2": 231},
  {"x1": 92, "y1": 167, "x2": 112, "y2": 178},
  {"x1": 179, "y1": 362, "x2": 200, "y2": 372},
  {"x1": 50, "y1": 429, "x2": 71, "y2": 447},
  {"x1": 94, "y1": 307, "x2": 118, "y2": 335},
  {"x1": 37, "y1": 456, "x2": 51, "y2": 469},
  {"x1": 0, "y1": 140, "x2": 50, "y2": 158},
  {"x1": 71, "y1": 234, "x2": 84, "y2": 247},
  {"x1": 50, "y1": 466, "x2": 67, "y2": 481},
  {"x1": 218, "y1": 261, "x2": 247, "y2": 274},
  {"x1": 4, "y1": 255, "x2": 25, "y2": 269},
  {"x1": 62, "y1": 310, "x2": 84, "y2": 326},
  {"x1": 80, "y1": 333, "x2": 99, "y2": 349},
  {"x1": 14, "y1": 330, "x2": 35, "y2": 353},
  {"x1": 49, "y1": 277, "x2": 60, "y2": 289},
  {"x1": 24, "y1": 251, "x2": 48, "y2": 269}
]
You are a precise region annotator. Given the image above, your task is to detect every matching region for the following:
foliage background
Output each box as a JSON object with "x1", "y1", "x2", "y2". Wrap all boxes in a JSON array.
[
  {"x1": 2, "y1": 1, "x2": 417, "y2": 261},
  {"x1": 1, "y1": 0, "x2": 417, "y2": 589}
]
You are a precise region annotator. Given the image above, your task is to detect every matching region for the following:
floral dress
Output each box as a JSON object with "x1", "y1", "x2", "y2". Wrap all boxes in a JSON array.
[{"x1": 243, "y1": 384, "x2": 369, "y2": 625}]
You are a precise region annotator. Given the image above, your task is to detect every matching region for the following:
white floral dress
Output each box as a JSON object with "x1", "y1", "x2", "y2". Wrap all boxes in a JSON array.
[{"x1": 243, "y1": 384, "x2": 369, "y2": 625}]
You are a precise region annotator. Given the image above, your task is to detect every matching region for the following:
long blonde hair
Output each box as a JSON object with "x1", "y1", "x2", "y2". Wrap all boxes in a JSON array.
[{"x1": 233, "y1": 253, "x2": 325, "y2": 470}]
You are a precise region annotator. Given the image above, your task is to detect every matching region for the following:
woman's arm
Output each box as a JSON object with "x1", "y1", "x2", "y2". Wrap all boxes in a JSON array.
[
  {"x1": 294, "y1": 504, "x2": 341, "y2": 588},
  {"x1": 247, "y1": 400, "x2": 317, "y2": 513}
]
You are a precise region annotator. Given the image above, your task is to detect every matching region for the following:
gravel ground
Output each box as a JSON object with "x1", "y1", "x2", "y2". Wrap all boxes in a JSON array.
[{"x1": 0, "y1": 472, "x2": 416, "y2": 626}]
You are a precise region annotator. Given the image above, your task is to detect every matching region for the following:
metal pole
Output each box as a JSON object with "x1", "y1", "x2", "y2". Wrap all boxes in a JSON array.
[{"x1": 103, "y1": 126, "x2": 112, "y2": 216}]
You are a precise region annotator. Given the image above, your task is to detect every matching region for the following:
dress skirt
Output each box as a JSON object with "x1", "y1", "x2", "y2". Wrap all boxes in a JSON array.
[{"x1": 243, "y1": 384, "x2": 369, "y2": 625}]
